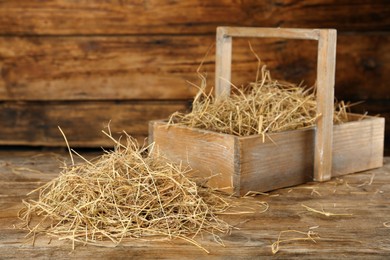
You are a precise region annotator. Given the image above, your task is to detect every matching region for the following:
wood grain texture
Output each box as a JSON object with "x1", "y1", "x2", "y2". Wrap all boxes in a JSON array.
[
  {"x1": 150, "y1": 121, "x2": 236, "y2": 194},
  {"x1": 0, "y1": 36, "x2": 212, "y2": 100},
  {"x1": 238, "y1": 129, "x2": 314, "y2": 195},
  {"x1": 332, "y1": 115, "x2": 384, "y2": 176},
  {"x1": 1, "y1": 151, "x2": 389, "y2": 258},
  {"x1": 0, "y1": 101, "x2": 188, "y2": 147},
  {"x1": 0, "y1": 34, "x2": 388, "y2": 101},
  {"x1": 0, "y1": 0, "x2": 389, "y2": 35},
  {"x1": 335, "y1": 34, "x2": 390, "y2": 100}
]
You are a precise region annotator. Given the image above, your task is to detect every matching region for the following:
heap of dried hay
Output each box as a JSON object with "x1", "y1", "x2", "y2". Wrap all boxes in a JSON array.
[
  {"x1": 169, "y1": 64, "x2": 350, "y2": 140},
  {"x1": 18, "y1": 132, "x2": 231, "y2": 252}
]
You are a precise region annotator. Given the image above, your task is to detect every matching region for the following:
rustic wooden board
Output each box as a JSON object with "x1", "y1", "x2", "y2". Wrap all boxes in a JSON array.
[
  {"x1": 0, "y1": 101, "x2": 187, "y2": 147},
  {"x1": 0, "y1": 0, "x2": 389, "y2": 35},
  {"x1": 0, "y1": 35, "x2": 388, "y2": 101},
  {"x1": 0, "y1": 151, "x2": 389, "y2": 258},
  {"x1": 0, "y1": 36, "x2": 211, "y2": 100}
]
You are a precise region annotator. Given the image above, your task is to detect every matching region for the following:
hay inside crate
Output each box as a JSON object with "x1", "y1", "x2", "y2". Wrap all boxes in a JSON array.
[{"x1": 149, "y1": 27, "x2": 385, "y2": 196}]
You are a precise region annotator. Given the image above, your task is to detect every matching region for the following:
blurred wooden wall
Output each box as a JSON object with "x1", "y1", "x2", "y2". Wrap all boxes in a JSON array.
[{"x1": 0, "y1": 0, "x2": 389, "y2": 151}]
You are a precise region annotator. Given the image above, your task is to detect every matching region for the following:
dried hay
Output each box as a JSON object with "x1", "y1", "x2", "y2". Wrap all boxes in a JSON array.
[
  {"x1": 271, "y1": 229, "x2": 320, "y2": 254},
  {"x1": 18, "y1": 131, "x2": 232, "y2": 252},
  {"x1": 301, "y1": 204, "x2": 353, "y2": 217},
  {"x1": 168, "y1": 62, "x2": 352, "y2": 140}
]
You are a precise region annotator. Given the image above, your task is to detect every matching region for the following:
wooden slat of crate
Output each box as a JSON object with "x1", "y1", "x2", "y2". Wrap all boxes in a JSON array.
[
  {"x1": 239, "y1": 129, "x2": 314, "y2": 194},
  {"x1": 0, "y1": 35, "x2": 389, "y2": 101},
  {"x1": 332, "y1": 115, "x2": 385, "y2": 176},
  {"x1": 150, "y1": 122, "x2": 236, "y2": 194},
  {"x1": 0, "y1": 0, "x2": 388, "y2": 35},
  {"x1": 0, "y1": 101, "x2": 187, "y2": 147}
]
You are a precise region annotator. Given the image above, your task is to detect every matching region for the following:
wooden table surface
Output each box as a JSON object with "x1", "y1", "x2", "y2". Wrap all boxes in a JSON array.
[{"x1": 0, "y1": 151, "x2": 389, "y2": 259}]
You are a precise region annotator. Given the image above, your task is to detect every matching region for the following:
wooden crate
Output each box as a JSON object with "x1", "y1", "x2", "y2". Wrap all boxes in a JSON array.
[
  {"x1": 149, "y1": 114, "x2": 384, "y2": 196},
  {"x1": 149, "y1": 27, "x2": 385, "y2": 195}
]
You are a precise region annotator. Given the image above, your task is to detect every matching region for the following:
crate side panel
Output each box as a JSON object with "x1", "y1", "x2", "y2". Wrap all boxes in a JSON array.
[
  {"x1": 332, "y1": 117, "x2": 384, "y2": 176},
  {"x1": 239, "y1": 130, "x2": 314, "y2": 195},
  {"x1": 150, "y1": 122, "x2": 236, "y2": 194}
]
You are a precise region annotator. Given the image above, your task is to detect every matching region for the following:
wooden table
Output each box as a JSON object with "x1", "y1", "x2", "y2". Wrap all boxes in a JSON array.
[{"x1": 1, "y1": 151, "x2": 389, "y2": 259}]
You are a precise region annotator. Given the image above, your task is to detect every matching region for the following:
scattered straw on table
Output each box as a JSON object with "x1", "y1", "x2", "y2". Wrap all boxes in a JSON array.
[{"x1": 18, "y1": 131, "x2": 232, "y2": 253}]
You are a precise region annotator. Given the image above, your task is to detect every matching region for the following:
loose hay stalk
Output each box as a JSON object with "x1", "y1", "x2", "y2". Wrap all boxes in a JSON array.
[
  {"x1": 301, "y1": 204, "x2": 353, "y2": 217},
  {"x1": 18, "y1": 132, "x2": 231, "y2": 252},
  {"x1": 271, "y1": 230, "x2": 320, "y2": 254},
  {"x1": 168, "y1": 62, "x2": 351, "y2": 138}
]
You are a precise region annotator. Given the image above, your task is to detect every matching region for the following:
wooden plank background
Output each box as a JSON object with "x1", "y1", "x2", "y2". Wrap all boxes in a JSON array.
[{"x1": 0, "y1": 0, "x2": 389, "y2": 152}]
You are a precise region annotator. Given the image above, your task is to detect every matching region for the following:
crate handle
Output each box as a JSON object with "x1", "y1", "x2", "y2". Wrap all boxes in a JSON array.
[{"x1": 215, "y1": 26, "x2": 337, "y2": 182}]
